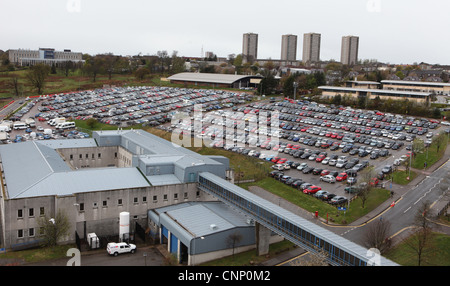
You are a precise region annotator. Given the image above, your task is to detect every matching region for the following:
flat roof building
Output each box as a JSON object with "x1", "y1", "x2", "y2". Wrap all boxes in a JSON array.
[
  {"x1": 319, "y1": 85, "x2": 430, "y2": 104},
  {"x1": 0, "y1": 130, "x2": 229, "y2": 251},
  {"x1": 302, "y1": 33, "x2": 321, "y2": 65},
  {"x1": 242, "y1": 33, "x2": 258, "y2": 63},
  {"x1": 340, "y1": 36, "x2": 359, "y2": 65},
  {"x1": 381, "y1": 80, "x2": 450, "y2": 95},
  {"x1": 8, "y1": 48, "x2": 84, "y2": 67},
  {"x1": 281, "y1": 34, "x2": 298, "y2": 62}
]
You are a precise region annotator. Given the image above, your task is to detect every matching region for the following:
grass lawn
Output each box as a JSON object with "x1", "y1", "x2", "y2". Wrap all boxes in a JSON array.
[
  {"x1": 238, "y1": 177, "x2": 391, "y2": 225},
  {"x1": 385, "y1": 232, "x2": 450, "y2": 266},
  {"x1": 412, "y1": 140, "x2": 448, "y2": 170},
  {"x1": 0, "y1": 244, "x2": 76, "y2": 265},
  {"x1": 391, "y1": 169, "x2": 417, "y2": 185}
]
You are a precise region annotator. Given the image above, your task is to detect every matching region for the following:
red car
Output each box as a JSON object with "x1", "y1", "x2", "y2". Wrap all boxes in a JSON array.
[
  {"x1": 277, "y1": 158, "x2": 287, "y2": 164},
  {"x1": 316, "y1": 154, "x2": 326, "y2": 162},
  {"x1": 370, "y1": 177, "x2": 379, "y2": 187},
  {"x1": 303, "y1": 186, "x2": 322, "y2": 194},
  {"x1": 336, "y1": 172, "x2": 348, "y2": 182},
  {"x1": 320, "y1": 170, "x2": 330, "y2": 176}
]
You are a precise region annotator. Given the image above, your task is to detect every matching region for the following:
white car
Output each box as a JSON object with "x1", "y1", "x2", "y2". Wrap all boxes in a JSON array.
[
  {"x1": 320, "y1": 175, "x2": 336, "y2": 183},
  {"x1": 106, "y1": 242, "x2": 136, "y2": 256}
]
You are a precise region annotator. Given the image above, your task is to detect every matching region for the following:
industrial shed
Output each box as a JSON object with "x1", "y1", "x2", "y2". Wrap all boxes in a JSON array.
[
  {"x1": 148, "y1": 201, "x2": 281, "y2": 265},
  {"x1": 167, "y1": 72, "x2": 263, "y2": 89}
]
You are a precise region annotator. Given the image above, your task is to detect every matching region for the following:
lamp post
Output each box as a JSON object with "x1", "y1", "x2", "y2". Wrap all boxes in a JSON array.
[{"x1": 293, "y1": 82, "x2": 298, "y2": 101}]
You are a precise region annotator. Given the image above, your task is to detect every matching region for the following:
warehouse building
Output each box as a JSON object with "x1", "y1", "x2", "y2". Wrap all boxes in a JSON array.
[
  {"x1": 167, "y1": 72, "x2": 263, "y2": 89},
  {"x1": 0, "y1": 129, "x2": 230, "y2": 251},
  {"x1": 148, "y1": 201, "x2": 281, "y2": 265}
]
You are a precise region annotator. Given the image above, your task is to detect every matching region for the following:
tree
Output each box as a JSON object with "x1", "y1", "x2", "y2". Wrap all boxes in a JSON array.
[
  {"x1": 26, "y1": 64, "x2": 51, "y2": 94},
  {"x1": 134, "y1": 67, "x2": 150, "y2": 80},
  {"x1": 226, "y1": 232, "x2": 243, "y2": 259},
  {"x1": 8, "y1": 75, "x2": 21, "y2": 97},
  {"x1": 85, "y1": 118, "x2": 98, "y2": 129},
  {"x1": 363, "y1": 219, "x2": 392, "y2": 254},
  {"x1": 83, "y1": 56, "x2": 104, "y2": 82},
  {"x1": 404, "y1": 201, "x2": 436, "y2": 266},
  {"x1": 38, "y1": 210, "x2": 71, "y2": 247},
  {"x1": 357, "y1": 166, "x2": 377, "y2": 209}
]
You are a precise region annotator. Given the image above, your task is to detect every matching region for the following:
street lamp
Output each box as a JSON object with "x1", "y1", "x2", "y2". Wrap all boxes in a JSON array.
[{"x1": 293, "y1": 82, "x2": 298, "y2": 101}]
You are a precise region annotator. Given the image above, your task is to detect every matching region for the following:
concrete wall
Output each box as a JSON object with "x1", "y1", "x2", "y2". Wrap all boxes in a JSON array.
[{"x1": 1, "y1": 182, "x2": 216, "y2": 249}]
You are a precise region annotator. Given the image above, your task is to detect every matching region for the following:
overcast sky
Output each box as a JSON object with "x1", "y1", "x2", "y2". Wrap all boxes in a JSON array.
[{"x1": 1, "y1": 0, "x2": 449, "y2": 65}]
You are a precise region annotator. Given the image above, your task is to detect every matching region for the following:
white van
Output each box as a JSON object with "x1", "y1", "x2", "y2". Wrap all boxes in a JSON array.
[
  {"x1": 13, "y1": 122, "x2": 27, "y2": 130},
  {"x1": 56, "y1": 121, "x2": 75, "y2": 129}
]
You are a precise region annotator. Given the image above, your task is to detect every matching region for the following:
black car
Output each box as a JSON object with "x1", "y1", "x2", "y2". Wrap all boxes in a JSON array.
[
  {"x1": 312, "y1": 168, "x2": 323, "y2": 175},
  {"x1": 302, "y1": 166, "x2": 314, "y2": 174},
  {"x1": 381, "y1": 165, "x2": 393, "y2": 174},
  {"x1": 291, "y1": 179, "x2": 305, "y2": 189}
]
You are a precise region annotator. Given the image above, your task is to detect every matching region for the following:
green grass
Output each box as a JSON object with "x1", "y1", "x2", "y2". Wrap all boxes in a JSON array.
[
  {"x1": 0, "y1": 244, "x2": 76, "y2": 265},
  {"x1": 385, "y1": 232, "x2": 450, "y2": 266},
  {"x1": 412, "y1": 140, "x2": 448, "y2": 170},
  {"x1": 391, "y1": 170, "x2": 418, "y2": 185},
  {"x1": 238, "y1": 177, "x2": 391, "y2": 224}
]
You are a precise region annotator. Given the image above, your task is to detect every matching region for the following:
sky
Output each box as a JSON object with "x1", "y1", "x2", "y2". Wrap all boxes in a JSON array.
[{"x1": 1, "y1": 0, "x2": 450, "y2": 65}]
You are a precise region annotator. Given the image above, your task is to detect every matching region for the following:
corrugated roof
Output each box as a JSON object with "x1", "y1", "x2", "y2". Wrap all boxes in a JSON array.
[
  {"x1": 319, "y1": 86, "x2": 430, "y2": 96},
  {"x1": 168, "y1": 72, "x2": 262, "y2": 84}
]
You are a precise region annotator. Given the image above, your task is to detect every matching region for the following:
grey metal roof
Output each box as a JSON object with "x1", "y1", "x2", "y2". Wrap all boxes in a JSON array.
[
  {"x1": 152, "y1": 201, "x2": 250, "y2": 240},
  {"x1": 198, "y1": 172, "x2": 399, "y2": 266},
  {"x1": 167, "y1": 72, "x2": 262, "y2": 84}
]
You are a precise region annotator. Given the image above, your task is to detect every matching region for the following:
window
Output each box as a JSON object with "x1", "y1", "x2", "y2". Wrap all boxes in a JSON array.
[
  {"x1": 92, "y1": 153, "x2": 95, "y2": 159},
  {"x1": 174, "y1": 193, "x2": 178, "y2": 200},
  {"x1": 70, "y1": 154, "x2": 73, "y2": 160},
  {"x1": 86, "y1": 154, "x2": 89, "y2": 159},
  {"x1": 163, "y1": 194, "x2": 168, "y2": 201},
  {"x1": 40, "y1": 207, "x2": 45, "y2": 216},
  {"x1": 29, "y1": 208, "x2": 34, "y2": 217},
  {"x1": 18, "y1": 209, "x2": 23, "y2": 218},
  {"x1": 102, "y1": 200, "x2": 107, "y2": 207},
  {"x1": 29, "y1": 228, "x2": 35, "y2": 237},
  {"x1": 79, "y1": 154, "x2": 82, "y2": 159},
  {"x1": 118, "y1": 199, "x2": 123, "y2": 205},
  {"x1": 133, "y1": 197, "x2": 138, "y2": 203},
  {"x1": 152, "y1": 195, "x2": 157, "y2": 202},
  {"x1": 114, "y1": 152, "x2": 118, "y2": 158},
  {"x1": 18, "y1": 229, "x2": 23, "y2": 238},
  {"x1": 93, "y1": 202, "x2": 98, "y2": 208},
  {"x1": 98, "y1": 153, "x2": 101, "y2": 158},
  {"x1": 79, "y1": 203, "x2": 84, "y2": 211},
  {"x1": 196, "y1": 191, "x2": 200, "y2": 197},
  {"x1": 184, "y1": 192, "x2": 188, "y2": 199},
  {"x1": 142, "y1": 196, "x2": 147, "y2": 203}
]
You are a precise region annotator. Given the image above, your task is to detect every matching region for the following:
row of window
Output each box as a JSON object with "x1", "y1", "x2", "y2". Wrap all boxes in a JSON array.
[
  {"x1": 17, "y1": 227, "x2": 43, "y2": 238},
  {"x1": 69, "y1": 153, "x2": 105, "y2": 160},
  {"x1": 77, "y1": 191, "x2": 201, "y2": 210},
  {"x1": 17, "y1": 207, "x2": 45, "y2": 219}
]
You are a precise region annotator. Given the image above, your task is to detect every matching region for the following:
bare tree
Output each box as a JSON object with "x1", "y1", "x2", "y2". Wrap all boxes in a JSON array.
[
  {"x1": 362, "y1": 219, "x2": 392, "y2": 254},
  {"x1": 37, "y1": 210, "x2": 71, "y2": 247},
  {"x1": 404, "y1": 201, "x2": 436, "y2": 266},
  {"x1": 26, "y1": 64, "x2": 50, "y2": 94},
  {"x1": 8, "y1": 75, "x2": 21, "y2": 97},
  {"x1": 356, "y1": 166, "x2": 376, "y2": 208},
  {"x1": 226, "y1": 232, "x2": 243, "y2": 259}
]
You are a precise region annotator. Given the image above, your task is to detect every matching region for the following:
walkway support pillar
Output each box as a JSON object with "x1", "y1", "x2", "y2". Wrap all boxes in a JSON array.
[{"x1": 255, "y1": 222, "x2": 270, "y2": 256}]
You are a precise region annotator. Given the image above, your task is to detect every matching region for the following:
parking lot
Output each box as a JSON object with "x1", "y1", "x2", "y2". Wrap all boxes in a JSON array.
[
  {"x1": 1, "y1": 87, "x2": 447, "y2": 206},
  {"x1": 0, "y1": 86, "x2": 254, "y2": 143},
  {"x1": 172, "y1": 98, "x2": 447, "y2": 206}
]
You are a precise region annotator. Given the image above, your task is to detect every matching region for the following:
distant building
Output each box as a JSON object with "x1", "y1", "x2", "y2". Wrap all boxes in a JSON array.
[
  {"x1": 167, "y1": 72, "x2": 262, "y2": 89},
  {"x1": 281, "y1": 34, "x2": 298, "y2": 62},
  {"x1": 340, "y1": 36, "x2": 359, "y2": 65},
  {"x1": 302, "y1": 33, "x2": 321, "y2": 65},
  {"x1": 242, "y1": 33, "x2": 258, "y2": 63},
  {"x1": 8, "y1": 48, "x2": 84, "y2": 67}
]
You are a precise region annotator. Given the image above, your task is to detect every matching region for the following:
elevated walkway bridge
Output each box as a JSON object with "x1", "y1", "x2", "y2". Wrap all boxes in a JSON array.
[{"x1": 198, "y1": 172, "x2": 398, "y2": 266}]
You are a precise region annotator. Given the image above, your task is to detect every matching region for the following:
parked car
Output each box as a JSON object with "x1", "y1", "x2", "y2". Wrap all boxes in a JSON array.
[
  {"x1": 320, "y1": 175, "x2": 336, "y2": 183},
  {"x1": 330, "y1": 196, "x2": 348, "y2": 205},
  {"x1": 336, "y1": 172, "x2": 348, "y2": 182},
  {"x1": 347, "y1": 177, "x2": 357, "y2": 185},
  {"x1": 344, "y1": 186, "x2": 360, "y2": 194},
  {"x1": 303, "y1": 185, "x2": 322, "y2": 194}
]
